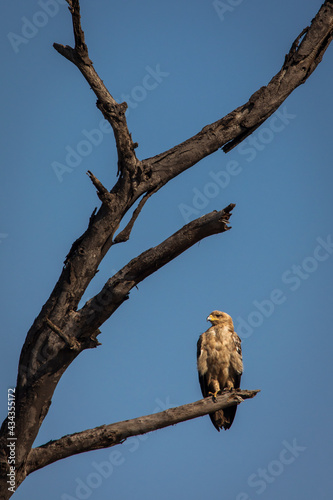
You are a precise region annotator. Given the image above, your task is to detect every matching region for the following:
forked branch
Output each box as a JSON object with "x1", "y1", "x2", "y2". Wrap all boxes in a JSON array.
[
  {"x1": 66, "y1": 0, "x2": 91, "y2": 64},
  {"x1": 54, "y1": 0, "x2": 138, "y2": 178}
]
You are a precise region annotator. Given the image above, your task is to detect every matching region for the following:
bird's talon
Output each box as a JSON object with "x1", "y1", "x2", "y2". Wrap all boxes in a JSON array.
[{"x1": 208, "y1": 390, "x2": 220, "y2": 402}]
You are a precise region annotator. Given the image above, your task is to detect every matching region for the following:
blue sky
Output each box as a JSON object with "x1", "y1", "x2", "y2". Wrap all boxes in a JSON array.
[{"x1": 1, "y1": 1, "x2": 333, "y2": 499}]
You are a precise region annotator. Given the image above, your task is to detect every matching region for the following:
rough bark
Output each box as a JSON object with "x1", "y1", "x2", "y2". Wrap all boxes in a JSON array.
[
  {"x1": 1, "y1": 0, "x2": 332, "y2": 497},
  {"x1": 26, "y1": 390, "x2": 259, "y2": 475}
]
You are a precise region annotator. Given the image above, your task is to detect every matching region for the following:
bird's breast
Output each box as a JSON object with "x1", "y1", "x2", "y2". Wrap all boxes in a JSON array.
[{"x1": 198, "y1": 330, "x2": 232, "y2": 375}]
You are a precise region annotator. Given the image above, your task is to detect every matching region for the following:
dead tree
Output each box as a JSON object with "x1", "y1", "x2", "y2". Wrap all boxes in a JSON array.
[{"x1": 1, "y1": 1, "x2": 333, "y2": 497}]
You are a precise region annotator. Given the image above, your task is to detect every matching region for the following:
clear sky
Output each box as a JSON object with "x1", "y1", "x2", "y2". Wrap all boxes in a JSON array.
[{"x1": 1, "y1": 1, "x2": 333, "y2": 499}]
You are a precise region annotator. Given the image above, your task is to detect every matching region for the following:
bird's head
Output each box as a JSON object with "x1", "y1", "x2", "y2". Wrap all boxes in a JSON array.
[{"x1": 207, "y1": 310, "x2": 233, "y2": 327}]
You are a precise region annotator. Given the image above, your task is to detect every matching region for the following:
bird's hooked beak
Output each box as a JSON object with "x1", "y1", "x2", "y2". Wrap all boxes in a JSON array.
[{"x1": 207, "y1": 314, "x2": 215, "y2": 323}]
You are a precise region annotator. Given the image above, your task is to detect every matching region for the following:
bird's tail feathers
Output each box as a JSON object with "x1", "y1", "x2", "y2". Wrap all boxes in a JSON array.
[{"x1": 210, "y1": 405, "x2": 237, "y2": 431}]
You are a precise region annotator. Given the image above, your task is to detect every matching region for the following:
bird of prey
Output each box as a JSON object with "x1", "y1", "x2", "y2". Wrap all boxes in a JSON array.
[{"x1": 197, "y1": 310, "x2": 243, "y2": 431}]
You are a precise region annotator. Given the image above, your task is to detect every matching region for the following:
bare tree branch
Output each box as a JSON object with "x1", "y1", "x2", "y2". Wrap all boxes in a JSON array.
[
  {"x1": 86, "y1": 170, "x2": 114, "y2": 207},
  {"x1": 135, "y1": 2, "x2": 333, "y2": 193},
  {"x1": 54, "y1": 0, "x2": 138, "y2": 178},
  {"x1": 113, "y1": 185, "x2": 162, "y2": 244},
  {"x1": 74, "y1": 204, "x2": 235, "y2": 333},
  {"x1": 66, "y1": 0, "x2": 91, "y2": 63},
  {"x1": 26, "y1": 390, "x2": 259, "y2": 475},
  {"x1": 55, "y1": 1, "x2": 333, "y2": 199},
  {"x1": 45, "y1": 318, "x2": 80, "y2": 350}
]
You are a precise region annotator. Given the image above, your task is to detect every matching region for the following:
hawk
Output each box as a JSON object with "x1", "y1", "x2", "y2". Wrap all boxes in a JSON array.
[{"x1": 197, "y1": 310, "x2": 243, "y2": 431}]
